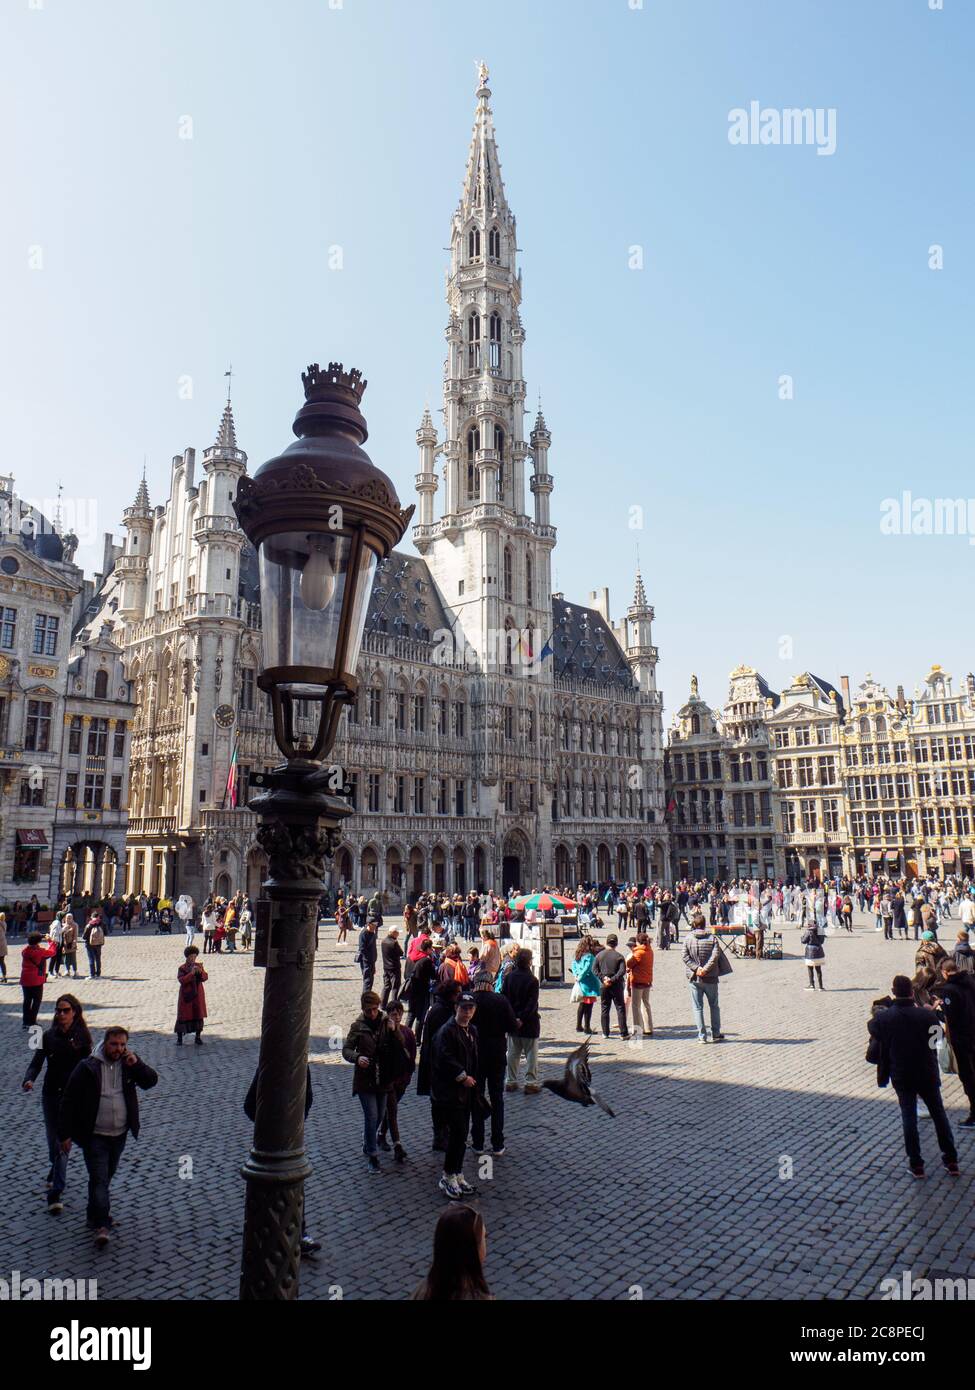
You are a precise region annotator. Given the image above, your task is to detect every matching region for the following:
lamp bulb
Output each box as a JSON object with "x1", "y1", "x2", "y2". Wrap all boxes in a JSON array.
[{"x1": 299, "y1": 546, "x2": 336, "y2": 611}]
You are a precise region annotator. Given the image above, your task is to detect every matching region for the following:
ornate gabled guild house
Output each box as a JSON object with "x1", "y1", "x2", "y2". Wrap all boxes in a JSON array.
[
  {"x1": 0, "y1": 477, "x2": 133, "y2": 903},
  {"x1": 105, "y1": 67, "x2": 669, "y2": 906},
  {"x1": 765, "y1": 673, "x2": 847, "y2": 883},
  {"x1": 666, "y1": 666, "x2": 780, "y2": 882}
]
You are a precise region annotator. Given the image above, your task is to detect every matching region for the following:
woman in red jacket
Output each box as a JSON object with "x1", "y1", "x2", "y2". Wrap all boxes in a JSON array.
[
  {"x1": 20, "y1": 931, "x2": 57, "y2": 1030},
  {"x1": 175, "y1": 946, "x2": 208, "y2": 1045}
]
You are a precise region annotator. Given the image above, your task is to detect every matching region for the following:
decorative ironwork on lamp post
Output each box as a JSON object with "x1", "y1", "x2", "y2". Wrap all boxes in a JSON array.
[{"x1": 233, "y1": 362, "x2": 412, "y2": 1300}]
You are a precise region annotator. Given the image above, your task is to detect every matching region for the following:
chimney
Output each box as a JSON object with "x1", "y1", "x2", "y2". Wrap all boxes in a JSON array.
[
  {"x1": 896, "y1": 684, "x2": 907, "y2": 714},
  {"x1": 841, "y1": 675, "x2": 851, "y2": 712},
  {"x1": 588, "y1": 587, "x2": 610, "y2": 623}
]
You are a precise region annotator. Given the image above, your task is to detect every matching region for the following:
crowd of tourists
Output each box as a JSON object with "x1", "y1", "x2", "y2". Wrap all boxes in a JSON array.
[{"x1": 9, "y1": 866, "x2": 975, "y2": 1290}]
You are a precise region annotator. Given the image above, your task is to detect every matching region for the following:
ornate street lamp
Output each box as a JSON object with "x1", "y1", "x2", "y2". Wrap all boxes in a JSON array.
[{"x1": 233, "y1": 362, "x2": 412, "y2": 1300}]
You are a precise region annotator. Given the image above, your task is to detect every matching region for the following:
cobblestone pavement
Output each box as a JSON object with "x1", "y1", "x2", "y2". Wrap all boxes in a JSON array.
[{"x1": 2, "y1": 910, "x2": 973, "y2": 1301}]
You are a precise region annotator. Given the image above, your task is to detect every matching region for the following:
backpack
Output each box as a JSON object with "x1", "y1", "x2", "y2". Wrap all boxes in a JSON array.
[{"x1": 88, "y1": 924, "x2": 105, "y2": 947}]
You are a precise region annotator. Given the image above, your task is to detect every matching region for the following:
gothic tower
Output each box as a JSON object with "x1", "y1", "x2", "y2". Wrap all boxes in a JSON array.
[{"x1": 414, "y1": 64, "x2": 555, "y2": 676}]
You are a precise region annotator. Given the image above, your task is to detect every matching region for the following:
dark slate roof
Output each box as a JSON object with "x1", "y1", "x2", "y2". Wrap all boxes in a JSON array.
[
  {"x1": 551, "y1": 596, "x2": 635, "y2": 688},
  {"x1": 808, "y1": 672, "x2": 844, "y2": 718},
  {"x1": 238, "y1": 545, "x2": 449, "y2": 643},
  {"x1": 23, "y1": 530, "x2": 65, "y2": 563},
  {"x1": 364, "y1": 550, "x2": 451, "y2": 642},
  {"x1": 756, "y1": 673, "x2": 780, "y2": 708}
]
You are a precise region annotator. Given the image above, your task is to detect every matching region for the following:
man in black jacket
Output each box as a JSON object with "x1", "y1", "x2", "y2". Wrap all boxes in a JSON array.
[
  {"x1": 469, "y1": 973, "x2": 517, "y2": 1156},
  {"x1": 57, "y1": 1026, "x2": 158, "y2": 1246},
  {"x1": 932, "y1": 961, "x2": 975, "y2": 1126},
  {"x1": 355, "y1": 920, "x2": 378, "y2": 992},
  {"x1": 868, "y1": 975, "x2": 959, "y2": 1178},
  {"x1": 501, "y1": 949, "x2": 542, "y2": 1090},
  {"x1": 431, "y1": 994, "x2": 479, "y2": 1200},
  {"x1": 380, "y1": 928, "x2": 403, "y2": 1007},
  {"x1": 657, "y1": 894, "x2": 679, "y2": 951},
  {"x1": 594, "y1": 935, "x2": 630, "y2": 1041}
]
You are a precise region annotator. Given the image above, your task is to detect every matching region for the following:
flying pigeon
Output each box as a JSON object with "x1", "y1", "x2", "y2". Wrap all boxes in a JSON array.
[{"x1": 542, "y1": 1040, "x2": 615, "y2": 1117}]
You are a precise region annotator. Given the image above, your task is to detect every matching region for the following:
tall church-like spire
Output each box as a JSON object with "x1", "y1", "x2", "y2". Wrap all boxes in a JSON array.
[
  {"x1": 459, "y1": 62, "x2": 510, "y2": 221},
  {"x1": 413, "y1": 65, "x2": 554, "y2": 676}
]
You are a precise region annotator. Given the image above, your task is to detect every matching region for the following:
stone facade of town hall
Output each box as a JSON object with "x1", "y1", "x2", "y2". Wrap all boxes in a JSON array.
[{"x1": 99, "y1": 70, "x2": 670, "y2": 907}]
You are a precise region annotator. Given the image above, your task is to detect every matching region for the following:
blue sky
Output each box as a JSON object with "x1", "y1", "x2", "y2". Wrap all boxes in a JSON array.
[{"x1": 1, "y1": 0, "x2": 971, "y2": 717}]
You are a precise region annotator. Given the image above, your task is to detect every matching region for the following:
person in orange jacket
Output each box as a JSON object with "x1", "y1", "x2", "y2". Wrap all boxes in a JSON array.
[{"x1": 626, "y1": 931, "x2": 655, "y2": 1038}]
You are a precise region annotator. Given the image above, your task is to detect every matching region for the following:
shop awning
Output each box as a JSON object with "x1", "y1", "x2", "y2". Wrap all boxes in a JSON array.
[
  {"x1": 16, "y1": 828, "x2": 48, "y2": 847},
  {"x1": 942, "y1": 848, "x2": 957, "y2": 864},
  {"x1": 886, "y1": 849, "x2": 900, "y2": 860},
  {"x1": 869, "y1": 850, "x2": 882, "y2": 862}
]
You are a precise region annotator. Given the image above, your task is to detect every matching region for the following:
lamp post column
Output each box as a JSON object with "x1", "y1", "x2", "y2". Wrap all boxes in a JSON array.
[{"x1": 239, "y1": 766, "x2": 348, "y2": 1300}]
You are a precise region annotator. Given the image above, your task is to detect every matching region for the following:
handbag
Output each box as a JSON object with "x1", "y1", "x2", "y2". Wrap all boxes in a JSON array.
[
  {"x1": 569, "y1": 982, "x2": 582, "y2": 1003},
  {"x1": 715, "y1": 941, "x2": 733, "y2": 977},
  {"x1": 937, "y1": 1032, "x2": 957, "y2": 1076}
]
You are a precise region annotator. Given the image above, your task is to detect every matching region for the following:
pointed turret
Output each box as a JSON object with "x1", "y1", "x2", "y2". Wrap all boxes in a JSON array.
[
  {"x1": 415, "y1": 404, "x2": 439, "y2": 532},
  {"x1": 215, "y1": 398, "x2": 237, "y2": 450},
  {"x1": 623, "y1": 566, "x2": 657, "y2": 695},
  {"x1": 118, "y1": 472, "x2": 154, "y2": 621},
  {"x1": 529, "y1": 401, "x2": 553, "y2": 529},
  {"x1": 199, "y1": 389, "x2": 247, "y2": 599}
]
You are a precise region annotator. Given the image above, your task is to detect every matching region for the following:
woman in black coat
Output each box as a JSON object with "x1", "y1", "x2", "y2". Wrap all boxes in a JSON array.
[
  {"x1": 404, "y1": 944, "x2": 437, "y2": 1042},
  {"x1": 416, "y1": 980, "x2": 462, "y2": 1153},
  {"x1": 21, "y1": 994, "x2": 92, "y2": 1213},
  {"x1": 801, "y1": 925, "x2": 826, "y2": 991}
]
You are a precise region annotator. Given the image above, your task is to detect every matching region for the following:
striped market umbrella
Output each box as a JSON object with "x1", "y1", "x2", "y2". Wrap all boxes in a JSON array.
[{"x1": 508, "y1": 891, "x2": 576, "y2": 913}]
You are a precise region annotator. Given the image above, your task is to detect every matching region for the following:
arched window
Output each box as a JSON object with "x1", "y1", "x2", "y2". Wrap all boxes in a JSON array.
[
  {"x1": 494, "y1": 425, "x2": 505, "y2": 499},
  {"x1": 503, "y1": 547, "x2": 513, "y2": 602},
  {"x1": 488, "y1": 226, "x2": 501, "y2": 260},
  {"x1": 875, "y1": 715, "x2": 887, "y2": 733},
  {"x1": 466, "y1": 427, "x2": 478, "y2": 500},
  {"x1": 859, "y1": 716, "x2": 870, "y2": 735},
  {"x1": 94, "y1": 669, "x2": 109, "y2": 699},
  {"x1": 691, "y1": 713, "x2": 700, "y2": 734},
  {"x1": 467, "y1": 313, "x2": 481, "y2": 370},
  {"x1": 489, "y1": 313, "x2": 502, "y2": 369},
  {"x1": 525, "y1": 553, "x2": 533, "y2": 607},
  {"x1": 468, "y1": 225, "x2": 481, "y2": 260}
]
